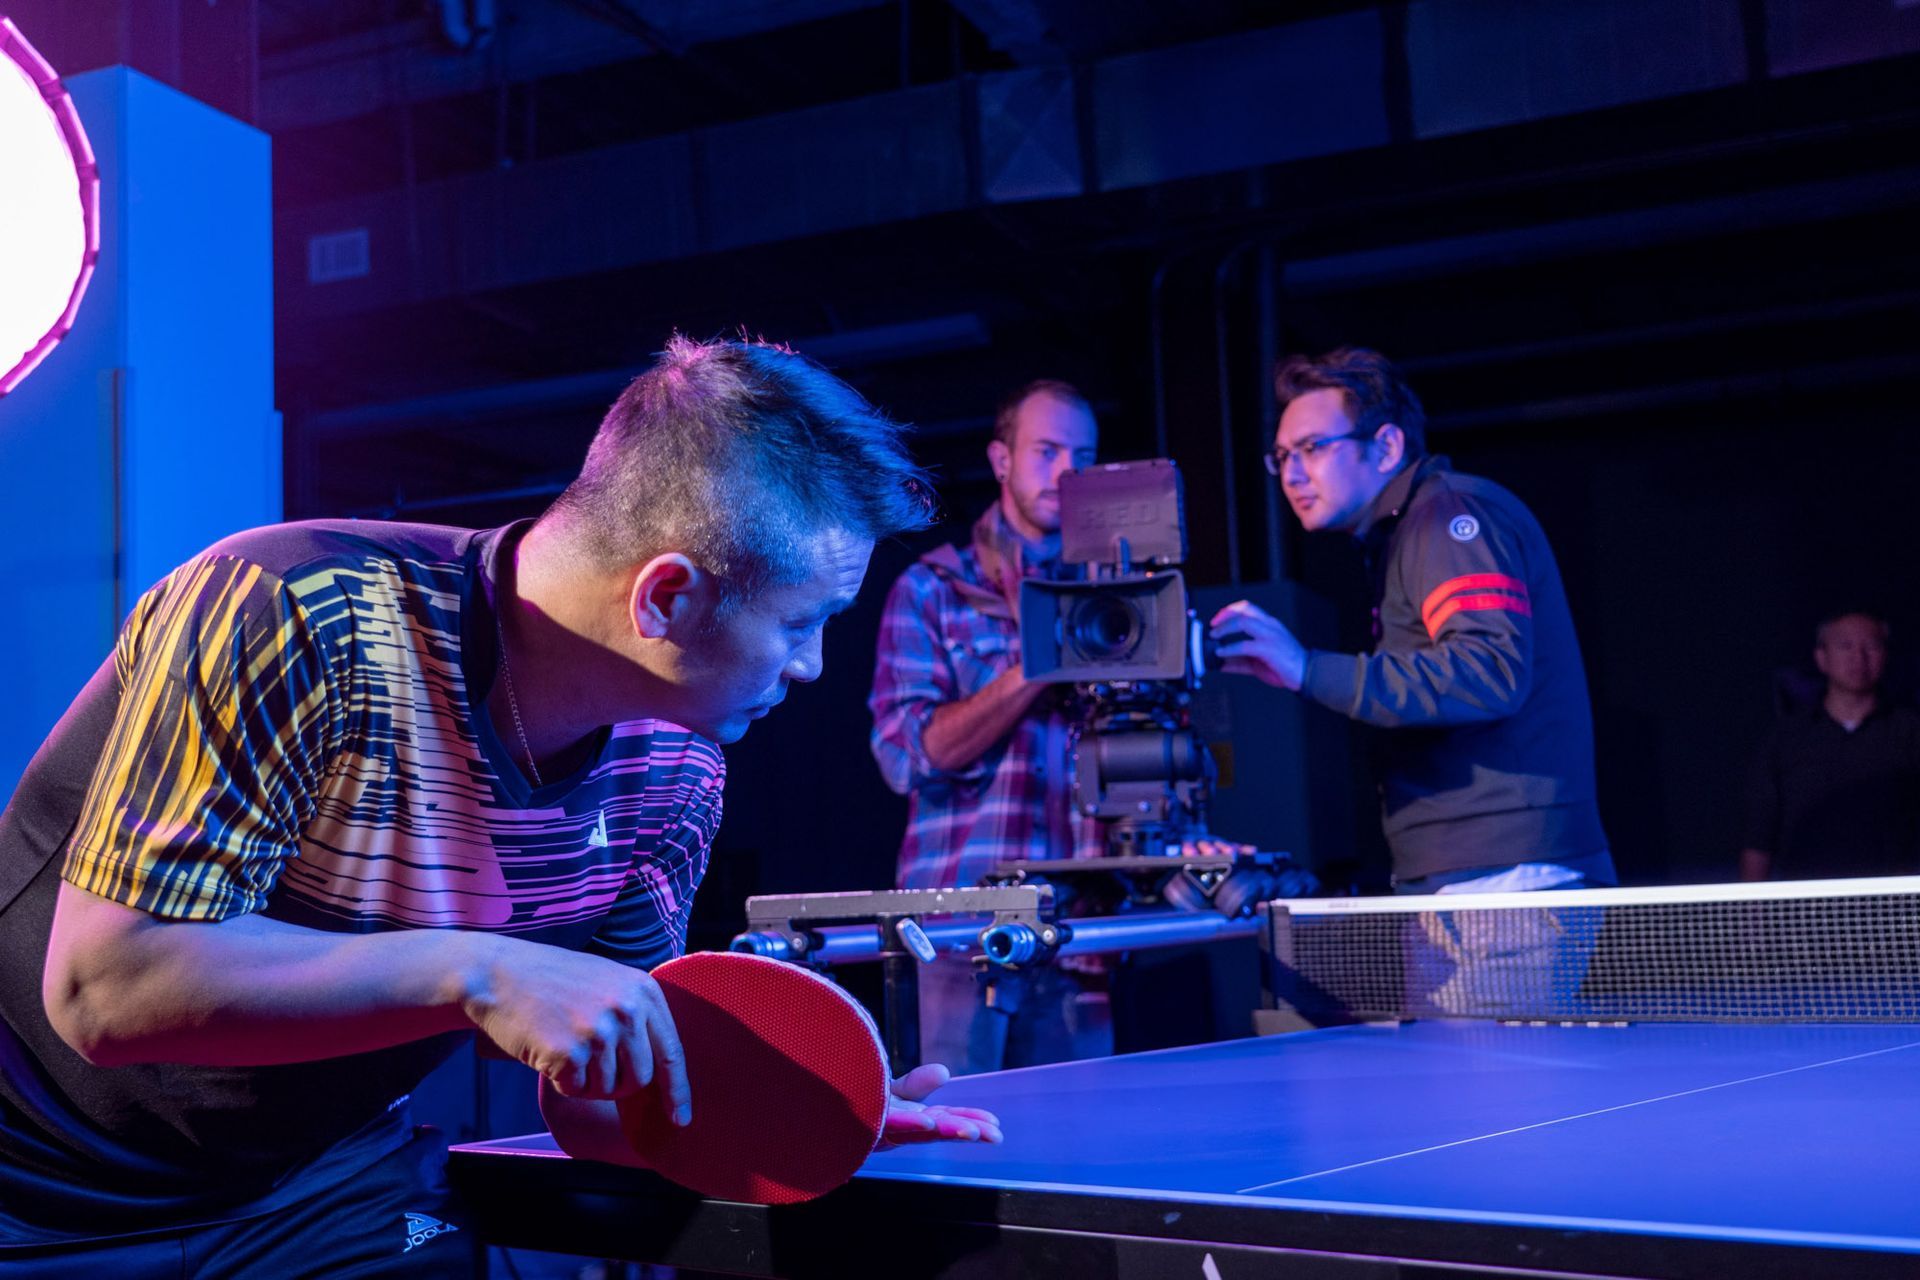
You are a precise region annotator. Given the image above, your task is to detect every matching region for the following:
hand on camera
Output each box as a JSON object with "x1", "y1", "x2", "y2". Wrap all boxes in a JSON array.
[{"x1": 1208, "y1": 601, "x2": 1307, "y2": 691}]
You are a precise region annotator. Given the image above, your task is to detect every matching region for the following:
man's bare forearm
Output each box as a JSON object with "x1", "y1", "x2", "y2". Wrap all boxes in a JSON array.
[
  {"x1": 921, "y1": 667, "x2": 1051, "y2": 773},
  {"x1": 47, "y1": 879, "x2": 695, "y2": 1112},
  {"x1": 44, "y1": 879, "x2": 492, "y2": 1066}
]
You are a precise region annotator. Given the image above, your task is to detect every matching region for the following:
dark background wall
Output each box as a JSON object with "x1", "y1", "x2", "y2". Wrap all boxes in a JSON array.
[{"x1": 1431, "y1": 385, "x2": 1920, "y2": 887}]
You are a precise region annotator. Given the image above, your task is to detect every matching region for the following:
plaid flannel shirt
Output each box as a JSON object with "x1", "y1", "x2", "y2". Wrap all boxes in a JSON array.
[{"x1": 868, "y1": 531, "x2": 1106, "y2": 890}]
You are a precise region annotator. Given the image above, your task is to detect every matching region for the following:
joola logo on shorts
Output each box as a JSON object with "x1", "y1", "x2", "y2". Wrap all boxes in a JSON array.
[{"x1": 403, "y1": 1211, "x2": 459, "y2": 1252}]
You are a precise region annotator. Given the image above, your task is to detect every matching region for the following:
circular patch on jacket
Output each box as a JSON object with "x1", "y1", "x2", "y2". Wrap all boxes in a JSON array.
[{"x1": 1448, "y1": 515, "x2": 1481, "y2": 543}]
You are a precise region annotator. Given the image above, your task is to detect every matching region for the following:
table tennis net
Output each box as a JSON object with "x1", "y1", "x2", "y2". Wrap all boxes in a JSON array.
[{"x1": 1261, "y1": 876, "x2": 1920, "y2": 1023}]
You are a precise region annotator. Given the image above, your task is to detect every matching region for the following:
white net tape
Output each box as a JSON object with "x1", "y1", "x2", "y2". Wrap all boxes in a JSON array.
[{"x1": 1263, "y1": 876, "x2": 1920, "y2": 1023}]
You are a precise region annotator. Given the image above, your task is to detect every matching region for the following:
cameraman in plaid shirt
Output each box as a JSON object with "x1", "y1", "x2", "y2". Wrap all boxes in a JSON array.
[{"x1": 868, "y1": 380, "x2": 1111, "y2": 1074}]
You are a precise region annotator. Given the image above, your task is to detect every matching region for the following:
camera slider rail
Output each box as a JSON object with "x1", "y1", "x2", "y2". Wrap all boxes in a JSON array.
[
  {"x1": 986, "y1": 850, "x2": 1311, "y2": 918},
  {"x1": 728, "y1": 885, "x2": 1268, "y2": 1074},
  {"x1": 728, "y1": 884, "x2": 1263, "y2": 973},
  {"x1": 730, "y1": 886, "x2": 1060, "y2": 969}
]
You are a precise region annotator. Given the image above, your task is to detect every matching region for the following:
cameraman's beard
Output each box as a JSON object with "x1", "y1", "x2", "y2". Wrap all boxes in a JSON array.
[
  {"x1": 1009, "y1": 508, "x2": 1062, "y2": 566},
  {"x1": 1007, "y1": 489, "x2": 1062, "y2": 542},
  {"x1": 973, "y1": 502, "x2": 1065, "y2": 614}
]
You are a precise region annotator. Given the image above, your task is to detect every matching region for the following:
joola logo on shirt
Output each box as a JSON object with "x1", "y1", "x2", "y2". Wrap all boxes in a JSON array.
[
  {"x1": 588, "y1": 809, "x2": 610, "y2": 847},
  {"x1": 403, "y1": 1211, "x2": 459, "y2": 1252}
]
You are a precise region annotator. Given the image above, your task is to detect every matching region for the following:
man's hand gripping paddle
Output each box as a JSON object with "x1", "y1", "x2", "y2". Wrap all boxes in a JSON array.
[{"x1": 613, "y1": 951, "x2": 892, "y2": 1205}]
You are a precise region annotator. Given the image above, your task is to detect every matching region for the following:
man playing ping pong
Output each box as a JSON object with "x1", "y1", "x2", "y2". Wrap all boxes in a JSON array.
[{"x1": 0, "y1": 336, "x2": 999, "y2": 1278}]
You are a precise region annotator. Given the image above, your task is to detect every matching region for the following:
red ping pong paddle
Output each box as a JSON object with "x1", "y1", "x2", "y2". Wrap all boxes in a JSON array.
[{"x1": 614, "y1": 951, "x2": 891, "y2": 1205}]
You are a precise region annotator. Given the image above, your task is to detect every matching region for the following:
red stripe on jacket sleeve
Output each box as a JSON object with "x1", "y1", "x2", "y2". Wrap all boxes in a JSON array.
[
  {"x1": 1425, "y1": 592, "x2": 1532, "y2": 639},
  {"x1": 1419, "y1": 573, "x2": 1529, "y2": 626}
]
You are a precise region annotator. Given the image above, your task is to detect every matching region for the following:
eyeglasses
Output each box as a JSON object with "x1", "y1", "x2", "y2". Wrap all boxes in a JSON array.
[{"x1": 1263, "y1": 430, "x2": 1377, "y2": 475}]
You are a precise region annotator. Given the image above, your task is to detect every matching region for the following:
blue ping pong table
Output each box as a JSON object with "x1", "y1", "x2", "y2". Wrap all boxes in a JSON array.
[{"x1": 447, "y1": 1019, "x2": 1920, "y2": 1279}]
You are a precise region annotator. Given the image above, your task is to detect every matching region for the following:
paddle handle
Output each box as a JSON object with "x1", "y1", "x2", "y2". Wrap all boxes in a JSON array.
[{"x1": 539, "y1": 1080, "x2": 648, "y2": 1168}]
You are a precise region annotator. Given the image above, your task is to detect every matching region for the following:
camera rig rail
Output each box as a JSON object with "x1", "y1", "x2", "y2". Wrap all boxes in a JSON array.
[{"x1": 727, "y1": 884, "x2": 1265, "y2": 1071}]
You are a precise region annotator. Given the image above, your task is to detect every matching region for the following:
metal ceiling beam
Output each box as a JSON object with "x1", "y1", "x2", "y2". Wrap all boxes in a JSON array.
[
  {"x1": 303, "y1": 313, "x2": 991, "y2": 436},
  {"x1": 280, "y1": 13, "x2": 1391, "y2": 318},
  {"x1": 941, "y1": 0, "x2": 1060, "y2": 63},
  {"x1": 259, "y1": 0, "x2": 888, "y2": 131},
  {"x1": 278, "y1": 3, "x2": 1920, "y2": 325}
]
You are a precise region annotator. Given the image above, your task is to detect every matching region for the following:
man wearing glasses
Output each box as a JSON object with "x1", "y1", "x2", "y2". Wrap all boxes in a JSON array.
[{"x1": 1208, "y1": 348, "x2": 1614, "y2": 900}]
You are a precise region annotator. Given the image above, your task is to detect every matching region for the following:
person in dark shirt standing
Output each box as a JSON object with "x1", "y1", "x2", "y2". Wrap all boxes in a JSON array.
[{"x1": 1741, "y1": 611, "x2": 1920, "y2": 881}]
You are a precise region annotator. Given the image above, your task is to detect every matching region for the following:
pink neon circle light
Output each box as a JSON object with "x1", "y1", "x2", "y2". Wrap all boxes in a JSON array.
[{"x1": 0, "y1": 17, "x2": 99, "y2": 397}]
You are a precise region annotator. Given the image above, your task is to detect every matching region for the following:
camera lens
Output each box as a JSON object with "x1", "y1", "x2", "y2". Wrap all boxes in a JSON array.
[{"x1": 1068, "y1": 594, "x2": 1142, "y2": 661}]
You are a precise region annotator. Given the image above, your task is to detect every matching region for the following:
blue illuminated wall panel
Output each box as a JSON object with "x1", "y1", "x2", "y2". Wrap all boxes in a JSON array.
[{"x1": 0, "y1": 66, "x2": 276, "y2": 803}]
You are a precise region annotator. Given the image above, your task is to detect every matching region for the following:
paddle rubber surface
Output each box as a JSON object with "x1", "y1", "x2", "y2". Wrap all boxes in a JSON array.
[{"x1": 616, "y1": 951, "x2": 891, "y2": 1204}]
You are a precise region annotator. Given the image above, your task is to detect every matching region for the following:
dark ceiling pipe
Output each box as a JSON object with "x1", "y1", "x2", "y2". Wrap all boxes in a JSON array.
[
  {"x1": 1212, "y1": 239, "x2": 1261, "y2": 587},
  {"x1": 1432, "y1": 352, "x2": 1920, "y2": 432},
  {"x1": 304, "y1": 314, "x2": 992, "y2": 436},
  {"x1": 1148, "y1": 243, "x2": 1223, "y2": 458},
  {"x1": 1278, "y1": 169, "x2": 1920, "y2": 298}
]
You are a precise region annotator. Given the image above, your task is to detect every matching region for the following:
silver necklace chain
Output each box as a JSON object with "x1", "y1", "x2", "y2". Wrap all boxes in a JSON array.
[{"x1": 494, "y1": 609, "x2": 543, "y2": 789}]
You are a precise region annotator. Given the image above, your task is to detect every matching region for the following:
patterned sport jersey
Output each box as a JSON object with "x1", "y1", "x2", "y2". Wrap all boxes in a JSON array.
[{"x1": 0, "y1": 518, "x2": 723, "y2": 1247}]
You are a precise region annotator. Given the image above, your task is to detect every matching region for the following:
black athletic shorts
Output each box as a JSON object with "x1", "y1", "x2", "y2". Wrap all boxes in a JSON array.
[{"x1": 1, "y1": 1127, "x2": 477, "y2": 1279}]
